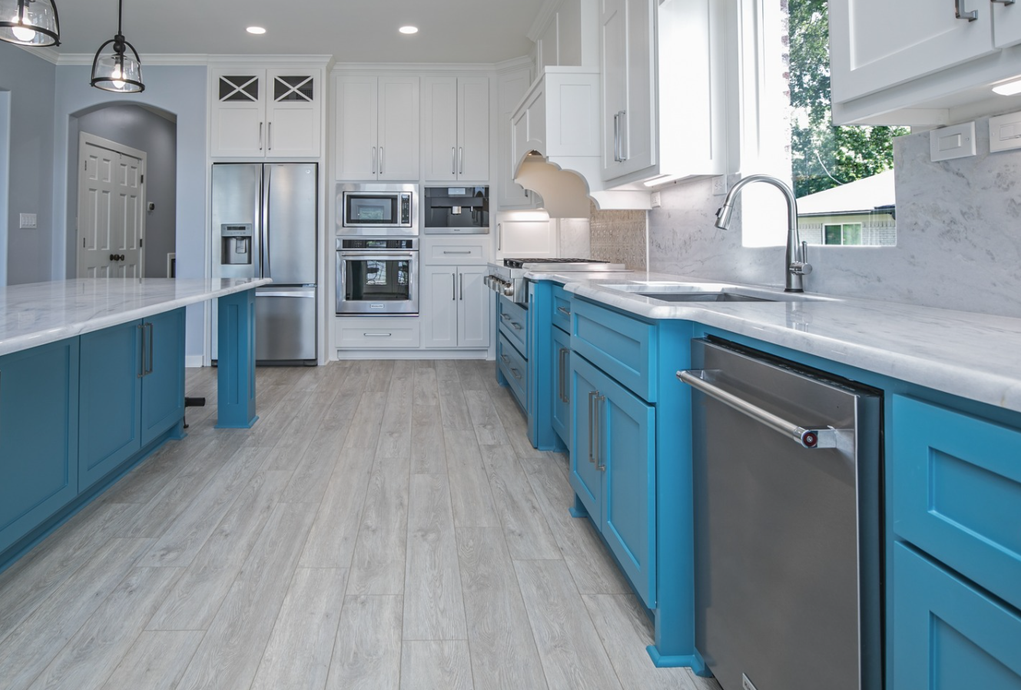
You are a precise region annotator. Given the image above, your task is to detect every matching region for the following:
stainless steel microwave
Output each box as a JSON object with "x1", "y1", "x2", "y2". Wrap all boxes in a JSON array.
[{"x1": 337, "y1": 183, "x2": 417, "y2": 236}]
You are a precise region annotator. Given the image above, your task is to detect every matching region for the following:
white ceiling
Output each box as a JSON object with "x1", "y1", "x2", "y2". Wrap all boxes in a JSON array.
[{"x1": 50, "y1": 0, "x2": 547, "y2": 64}]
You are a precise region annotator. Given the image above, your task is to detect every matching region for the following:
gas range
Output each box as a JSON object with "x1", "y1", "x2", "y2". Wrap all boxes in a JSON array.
[{"x1": 485, "y1": 257, "x2": 628, "y2": 304}]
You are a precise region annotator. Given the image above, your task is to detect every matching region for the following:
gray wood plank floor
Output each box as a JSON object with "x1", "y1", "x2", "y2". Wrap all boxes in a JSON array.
[{"x1": 0, "y1": 360, "x2": 722, "y2": 690}]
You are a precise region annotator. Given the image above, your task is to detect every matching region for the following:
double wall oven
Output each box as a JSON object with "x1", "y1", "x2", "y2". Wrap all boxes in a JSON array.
[{"x1": 336, "y1": 183, "x2": 419, "y2": 316}]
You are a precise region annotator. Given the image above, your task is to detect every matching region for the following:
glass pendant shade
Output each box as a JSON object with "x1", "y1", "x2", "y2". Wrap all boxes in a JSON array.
[
  {"x1": 0, "y1": 0, "x2": 61, "y2": 47},
  {"x1": 90, "y1": 0, "x2": 143, "y2": 93}
]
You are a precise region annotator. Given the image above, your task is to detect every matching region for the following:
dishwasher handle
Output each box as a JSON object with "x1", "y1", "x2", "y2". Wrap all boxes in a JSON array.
[{"x1": 678, "y1": 369, "x2": 851, "y2": 450}]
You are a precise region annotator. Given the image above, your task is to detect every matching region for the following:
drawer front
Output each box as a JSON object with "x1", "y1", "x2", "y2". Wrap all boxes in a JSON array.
[
  {"x1": 893, "y1": 542, "x2": 1021, "y2": 690},
  {"x1": 497, "y1": 333, "x2": 527, "y2": 409},
  {"x1": 572, "y1": 298, "x2": 656, "y2": 402},
  {"x1": 551, "y1": 283, "x2": 572, "y2": 333},
  {"x1": 497, "y1": 296, "x2": 528, "y2": 356},
  {"x1": 892, "y1": 395, "x2": 1021, "y2": 611},
  {"x1": 422, "y1": 239, "x2": 487, "y2": 265},
  {"x1": 336, "y1": 317, "x2": 421, "y2": 349}
]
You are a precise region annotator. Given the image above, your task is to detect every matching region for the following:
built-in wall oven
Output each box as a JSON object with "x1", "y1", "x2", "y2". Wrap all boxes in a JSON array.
[
  {"x1": 337, "y1": 183, "x2": 417, "y2": 236},
  {"x1": 336, "y1": 238, "x2": 419, "y2": 315}
]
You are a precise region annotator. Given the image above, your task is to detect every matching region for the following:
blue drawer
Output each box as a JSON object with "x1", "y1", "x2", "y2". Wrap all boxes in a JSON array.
[
  {"x1": 497, "y1": 333, "x2": 527, "y2": 409},
  {"x1": 551, "y1": 284, "x2": 572, "y2": 334},
  {"x1": 497, "y1": 296, "x2": 528, "y2": 357},
  {"x1": 893, "y1": 542, "x2": 1021, "y2": 689},
  {"x1": 892, "y1": 395, "x2": 1021, "y2": 611},
  {"x1": 572, "y1": 298, "x2": 657, "y2": 402}
]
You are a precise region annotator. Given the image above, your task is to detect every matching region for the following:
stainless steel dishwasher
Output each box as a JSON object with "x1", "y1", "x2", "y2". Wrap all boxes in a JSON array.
[{"x1": 680, "y1": 338, "x2": 882, "y2": 690}]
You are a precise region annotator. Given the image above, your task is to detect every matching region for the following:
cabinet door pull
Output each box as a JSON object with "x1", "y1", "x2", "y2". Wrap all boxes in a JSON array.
[
  {"x1": 501, "y1": 354, "x2": 511, "y2": 364},
  {"x1": 259, "y1": 122, "x2": 264, "y2": 151},
  {"x1": 371, "y1": 147, "x2": 377, "y2": 174},
  {"x1": 137, "y1": 324, "x2": 146, "y2": 378},
  {"x1": 267, "y1": 122, "x2": 273, "y2": 151},
  {"x1": 955, "y1": 0, "x2": 979, "y2": 20},
  {"x1": 497, "y1": 223, "x2": 502, "y2": 251},
  {"x1": 559, "y1": 348, "x2": 570, "y2": 403},
  {"x1": 595, "y1": 394, "x2": 606, "y2": 472},
  {"x1": 510, "y1": 368, "x2": 522, "y2": 381},
  {"x1": 556, "y1": 306, "x2": 571, "y2": 317},
  {"x1": 993, "y1": 0, "x2": 1015, "y2": 5},
  {"x1": 588, "y1": 391, "x2": 598, "y2": 464},
  {"x1": 618, "y1": 110, "x2": 628, "y2": 161},
  {"x1": 501, "y1": 313, "x2": 511, "y2": 321},
  {"x1": 452, "y1": 273, "x2": 457, "y2": 301},
  {"x1": 146, "y1": 322, "x2": 154, "y2": 376},
  {"x1": 443, "y1": 250, "x2": 472, "y2": 255},
  {"x1": 459, "y1": 273, "x2": 464, "y2": 301},
  {"x1": 379, "y1": 147, "x2": 384, "y2": 175},
  {"x1": 458, "y1": 147, "x2": 464, "y2": 175},
  {"x1": 452, "y1": 147, "x2": 456, "y2": 175},
  {"x1": 363, "y1": 332, "x2": 392, "y2": 338},
  {"x1": 613, "y1": 113, "x2": 621, "y2": 162},
  {"x1": 510, "y1": 321, "x2": 523, "y2": 331}
]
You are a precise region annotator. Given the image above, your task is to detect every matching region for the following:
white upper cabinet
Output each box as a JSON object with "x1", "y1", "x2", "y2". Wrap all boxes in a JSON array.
[
  {"x1": 210, "y1": 68, "x2": 321, "y2": 158},
  {"x1": 336, "y1": 75, "x2": 419, "y2": 181},
  {"x1": 497, "y1": 66, "x2": 539, "y2": 209},
  {"x1": 830, "y1": 0, "x2": 1021, "y2": 124},
  {"x1": 600, "y1": 0, "x2": 726, "y2": 186},
  {"x1": 422, "y1": 76, "x2": 490, "y2": 183},
  {"x1": 601, "y1": 0, "x2": 655, "y2": 179}
]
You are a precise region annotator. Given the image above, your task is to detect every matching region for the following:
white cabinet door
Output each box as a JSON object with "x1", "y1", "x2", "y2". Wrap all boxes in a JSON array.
[
  {"x1": 458, "y1": 77, "x2": 490, "y2": 182},
  {"x1": 498, "y1": 68, "x2": 534, "y2": 209},
  {"x1": 602, "y1": 0, "x2": 655, "y2": 179},
  {"x1": 457, "y1": 266, "x2": 490, "y2": 348},
  {"x1": 336, "y1": 76, "x2": 378, "y2": 180},
  {"x1": 377, "y1": 76, "x2": 420, "y2": 181},
  {"x1": 211, "y1": 72, "x2": 265, "y2": 157},
  {"x1": 421, "y1": 266, "x2": 459, "y2": 349},
  {"x1": 993, "y1": 1, "x2": 1021, "y2": 48},
  {"x1": 602, "y1": 0, "x2": 627, "y2": 176},
  {"x1": 830, "y1": 0, "x2": 996, "y2": 103},
  {"x1": 422, "y1": 77, "x2": 459, "y2": 182},
  {"x1": 265, "y1": 70, "x2": 320, "y2": 158}
]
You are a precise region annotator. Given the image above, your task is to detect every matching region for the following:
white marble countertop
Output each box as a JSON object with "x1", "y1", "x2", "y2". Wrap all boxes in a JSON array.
[
  {"x1": 527, "y1": 270, "x2": 1021, "y2": 415},
  {"x1": 0, "y1": 278, "x2": 271, "y2": 357}
]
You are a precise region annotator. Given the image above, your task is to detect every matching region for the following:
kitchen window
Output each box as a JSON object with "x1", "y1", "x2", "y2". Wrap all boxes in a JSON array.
[{"x1": 741, "y1": 0, "x2": 904, "y2": 248}]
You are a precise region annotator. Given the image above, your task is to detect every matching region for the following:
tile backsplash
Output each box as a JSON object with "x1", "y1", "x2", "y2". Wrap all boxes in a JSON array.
[
  {"x1": 588, "y1": 203, "x2": 648, "y2": 270},
  {"x1": 646, "y1": 116, "x2": 1021, "y2": 319}
]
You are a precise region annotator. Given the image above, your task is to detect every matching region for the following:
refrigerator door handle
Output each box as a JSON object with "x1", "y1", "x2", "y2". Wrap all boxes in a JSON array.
[{"x1": 262, "y1": 164, "x2": 271, "y2": 279}]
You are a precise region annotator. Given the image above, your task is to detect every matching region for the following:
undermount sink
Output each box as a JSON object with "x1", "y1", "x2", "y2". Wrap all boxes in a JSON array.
[{"x1": 603, "y1": 281, "x2": 836, "y2": 303}]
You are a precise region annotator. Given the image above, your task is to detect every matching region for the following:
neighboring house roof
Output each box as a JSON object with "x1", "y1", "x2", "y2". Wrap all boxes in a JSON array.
[{"x1": 797, "y1": 170, "x2": 896, "y2": 217}]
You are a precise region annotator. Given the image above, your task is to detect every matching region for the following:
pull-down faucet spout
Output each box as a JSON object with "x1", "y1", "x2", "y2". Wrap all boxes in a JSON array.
[{"x1": 714, "y1": 174, "x2": 812, "y2": 292}]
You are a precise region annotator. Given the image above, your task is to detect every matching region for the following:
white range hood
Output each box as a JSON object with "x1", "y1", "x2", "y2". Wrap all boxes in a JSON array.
[{"x1": 510, "y1": 68, "x2": 651, "y2": 216}]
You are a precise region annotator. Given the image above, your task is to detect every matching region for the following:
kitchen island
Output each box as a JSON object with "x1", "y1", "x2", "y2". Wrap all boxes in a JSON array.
[
  {"x1": 0, "y1": 278, "x2": 269, "y2": 572},
  {"x1": 514, "y1": 271, "x2": 1021, "y2": 688}
]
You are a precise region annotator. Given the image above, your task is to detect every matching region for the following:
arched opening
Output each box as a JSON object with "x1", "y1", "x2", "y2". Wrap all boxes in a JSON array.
[{"x1": 66, "y1": 102, "x2": 177, "y2": 278}]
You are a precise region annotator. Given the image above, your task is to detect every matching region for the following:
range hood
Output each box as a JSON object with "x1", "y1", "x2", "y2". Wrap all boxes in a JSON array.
[{"x1": 510, "y1": 68, "x2": 651, "y2": 216}]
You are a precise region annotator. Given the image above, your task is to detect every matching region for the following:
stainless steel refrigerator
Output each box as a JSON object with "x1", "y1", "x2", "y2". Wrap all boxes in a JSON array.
[{"x1": 212, "y1": 163, "x2": 317, "y2": 364}]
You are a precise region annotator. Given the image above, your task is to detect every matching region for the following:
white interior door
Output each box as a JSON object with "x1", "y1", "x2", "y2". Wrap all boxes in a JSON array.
[{"x1": 77, "y1": 133, "x2": 147, "y2": 278}]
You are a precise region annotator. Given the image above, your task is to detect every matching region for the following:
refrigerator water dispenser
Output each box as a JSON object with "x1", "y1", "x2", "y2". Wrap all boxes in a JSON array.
[{"x1": 221, "y1": 224, "x2": 253, "y2": 266}]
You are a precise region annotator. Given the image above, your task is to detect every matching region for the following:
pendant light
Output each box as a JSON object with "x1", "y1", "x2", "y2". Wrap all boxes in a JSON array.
[
  {"x1": 0, "y1": 0, "x2": 61, "y2": 47},
  {"x1": 90, "y1": 0, "x2": 144, "y2": 93}
]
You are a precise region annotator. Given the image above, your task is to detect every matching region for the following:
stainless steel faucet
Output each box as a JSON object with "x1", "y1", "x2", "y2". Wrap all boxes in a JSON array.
[{"x1": 714, "y1": 174, "x2": 812, "y2": 293}]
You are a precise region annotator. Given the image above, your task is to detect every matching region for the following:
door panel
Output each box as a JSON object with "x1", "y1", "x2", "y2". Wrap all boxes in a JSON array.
[
  {"x1": 78, "y1": 136, "x2": 145, "y2": 279},
  {"x1": 266, "y1": 163, "x2": 317, "y2": 285},
  {"x1": 336, "y1": 76, "x2": 378, "y2": 180},
  {"x1": 422, "y1": 77, "x2": 458, "y2": 182},
  {"x1": 458, "y1": 77, "x2": 490, "y2": 181},
  {"x1": 457, "y1": 266, "x2": 490, "y2": 348},
  {"x1": 377, "y1": 76, "x2": 420, "y2": 181},
  {"x1": 141, "y1": 309, "x2": 185, "y2": 447},
  {"x1": 255, "y1": 288, "x2": 316, "y2": 362},
  {"x1": 422, "y1": 266, "x2": 458, "y2": 349},
  {"x1": 570, "y1": 355, "x2": 603, "y2": 519}
]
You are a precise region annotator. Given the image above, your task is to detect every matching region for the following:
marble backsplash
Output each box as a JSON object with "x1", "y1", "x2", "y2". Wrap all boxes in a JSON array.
[{"x1": 647, "y1": 116, "x2": 1021, "y2": 320}]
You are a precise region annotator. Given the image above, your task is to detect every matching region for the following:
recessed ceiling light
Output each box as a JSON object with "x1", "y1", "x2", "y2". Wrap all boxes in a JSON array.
[
  {"x1": 399, "y1": 25, "x2": 419, "y2": 35},
  {"x1": 993, "y1": 78, "x2": 1021, "y2": 96},
  {"x1": 246, "y1": 26, "x2": 267, "y2": 35}
]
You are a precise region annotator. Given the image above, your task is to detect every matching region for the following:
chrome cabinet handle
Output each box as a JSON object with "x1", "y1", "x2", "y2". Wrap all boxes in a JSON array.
[
  {"x1": 372, "y1": 146, "x2": 377, "y2": 174},
  {"x1": 956, "y1": 0, "x2": 978, "y2": 20},
  {"x1": 678, "y1": 369, "x2": 853, "y2": 450},
  {"x1": 594, "y1": 394, "x2": 606, "y2": 472},
  {"x1": 613, "y1": 113, "x2": 621, "y2": 162},
  {"x1": 501, "y1": 313, "x2": 511, "y2": 321},
  {"x1": 363, "y1": 333, "x2": 392, "y2": 338},
  {"x1": 497, "y1": 223, "x2": 502, "y2": 251},
  {"x1": 146, "y1": 322, "x2": 154, "y2": 376},
  {"x1": 588, "y1": 391, "x2": 597, "y2": 464},
  {"x1": 458, "y1": 147, "x2": 464, "y2": 175},
  {"x1": 618, "y1": 110, "x2": 628, "y2": 161},
  {"x1": 259, "y1": 122, "x2": 264, "y2": 151},
  {"x1": 379, "y1": 147, "x2": 384, "y2": 175},
  {"x1": 556, "y1": 306, "x2": 571, "y2": 317},
  {"x1": 267, "y1": 122, "x2": 272, "y2": 151},
  {"x1": 460, "y1": 273, "x2": 464, "y2": 301},
  {"x1": 444, "y1": 250, "x2": 472, "y2": 255},
  {"x1": 137, "y1": 324, "x2": 146, "y2": 378},
  {"x1": 510, "y1": 322, "x2": 523, "y2": 331},
  {"x1": 452, "y1": 273, "x2": 457, "y2": 301},
  {"x1": 501, "y1": 354, "x2": 511, "y2": 364},
  {"x1": 452, "y1": 147, "x2": 456, "y2": 175},
  {"x1": 511, "y1": 368, "x2": 522, "y2": 380},
  {"x1": 993, "y1": 0, "x2": 1015, "y2": 5},
  {"x1": 558, "y1": 348, "x2": 570, "y2": 403}
]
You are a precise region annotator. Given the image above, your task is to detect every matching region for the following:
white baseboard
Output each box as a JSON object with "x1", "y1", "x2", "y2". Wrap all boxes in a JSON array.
[{"x1": 185, "y1": 355, "x2": 205, "y2": 368}]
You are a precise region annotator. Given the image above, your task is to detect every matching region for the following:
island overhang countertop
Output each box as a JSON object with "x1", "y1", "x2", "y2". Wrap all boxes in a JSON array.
[{"x1": 0, "y1": 278, "x2": 271, "y2": 357}]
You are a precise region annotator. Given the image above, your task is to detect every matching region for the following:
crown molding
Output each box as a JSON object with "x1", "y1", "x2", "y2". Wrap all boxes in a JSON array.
[
  {"x1": 53, "y1": 53, "x2": 333, "y2": 67},
  {"x1": 206, "y1": 54, "x2": 332, "y2": 67},
  {"x1": 493, "y1": 55, "x2": 535, "y2": 74},
  {"x1": 527, "y1": 0, "x2": 563, "y2": 42},
  {"x1": 330, "y1": 61, "x2": 499, "y2": 74}
]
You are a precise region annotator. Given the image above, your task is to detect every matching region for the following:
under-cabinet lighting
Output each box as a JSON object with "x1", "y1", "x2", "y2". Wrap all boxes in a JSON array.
[
  {"x1": 246, "y1": 26, "x2": 266, "y2": 35},
  {"x1": 993, "y1": 78, "x2": 1021, "y2": 96},
  {"x1": 399, "y1": 25, "x2": 418, "y2": 35}
]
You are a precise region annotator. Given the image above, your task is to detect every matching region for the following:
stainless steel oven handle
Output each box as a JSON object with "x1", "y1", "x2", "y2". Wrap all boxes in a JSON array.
[{"x1": 677, "y1": 369, "x2": 851, "y2": 450}]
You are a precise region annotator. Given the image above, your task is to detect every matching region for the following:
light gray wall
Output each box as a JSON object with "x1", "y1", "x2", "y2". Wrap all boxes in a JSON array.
[
  {"x1": 0, "y1": 43, "x2": 56, "y2": 285},
  {"x1": 649, "y1": 120, "x2": 1021, "y2": 319},
  {"x1": 52, "y1": 64, "x2": 208, "y2": 359},
  {"x1": 73, "y1": 104, "x2": 177, "y2": 279}
]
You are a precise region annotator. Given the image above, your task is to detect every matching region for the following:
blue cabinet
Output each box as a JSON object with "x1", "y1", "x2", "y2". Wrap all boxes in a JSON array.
[
  {"x1": 570, "y1": 353, "x2": 657, "y2": 606},
  {"x1": 496, "y1": 294, "x2": 529, "y2": 413},
  {"x1": 79, "y1": 310, "x2": 185, "y2": 491},
  {"x1": 551, "y1": 324, "x2": 571, "y2": 448},
  {"x1": 0, "y1": 339, "x2": 80, "y2": 556},
  {"x1": 893, "y1": 542, "x2": 1021, "y2": 689}
]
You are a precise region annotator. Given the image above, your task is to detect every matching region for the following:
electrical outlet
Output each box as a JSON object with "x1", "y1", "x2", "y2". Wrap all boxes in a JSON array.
[
  {"x1": 650, "y1": 191, "x2": 662, "y2": 208},
  {"x1": 712, "y1": 176, "x2": 728, "y2": 196},
  {"x1": 19, "y1": 213, "x2": 37, "y2": 229}
]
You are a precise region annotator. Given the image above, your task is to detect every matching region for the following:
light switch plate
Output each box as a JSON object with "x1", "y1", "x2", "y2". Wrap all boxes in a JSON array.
[
  {"x1": 930, "y1": 122, "x2": 976, "y2": 162},
  {"x1": 19, "y1": 213, "x2": 37, "y2": 229},
  {"x1": 989, "y1": 110, "x2": 1021, "y2": 153}
]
